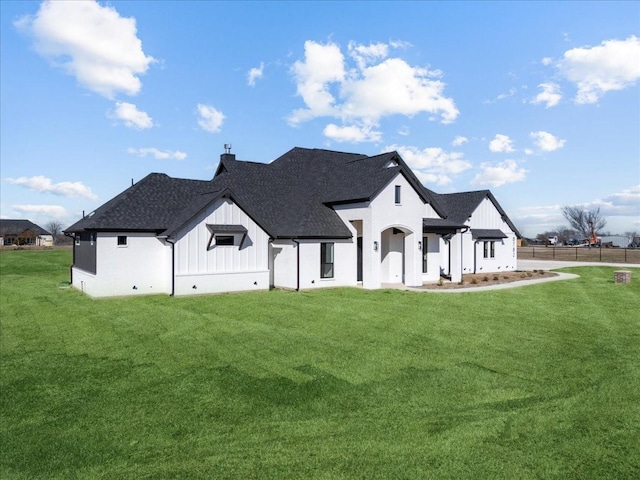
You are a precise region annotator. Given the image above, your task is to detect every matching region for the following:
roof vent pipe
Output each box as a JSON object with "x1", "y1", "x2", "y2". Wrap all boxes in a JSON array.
[{"x1": 221, "y1": 144, "x2": 235, "y2": 162}]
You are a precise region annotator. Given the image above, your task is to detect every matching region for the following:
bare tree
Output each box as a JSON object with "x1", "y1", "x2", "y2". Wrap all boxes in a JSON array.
[
  {"x1": 561, "y1": 206, "x2": 606, "y2": 243},
  {"x1": 46, "y1": 220, "x2": 63, "y2": 245}
]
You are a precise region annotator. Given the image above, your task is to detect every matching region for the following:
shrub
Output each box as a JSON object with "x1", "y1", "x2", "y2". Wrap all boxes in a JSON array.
[
  {"x1": 493, "y1": 275, "x2": 499, "y2": 281},
  {"x1": 482, "y1": 276, "x2": 489, "y2": 282},
  {"x1": 527, "y1": 272, "x2": 533, "y2": 277},
  {"x1": 471, "y1": 278, "x2": 478, "y2": 285}
]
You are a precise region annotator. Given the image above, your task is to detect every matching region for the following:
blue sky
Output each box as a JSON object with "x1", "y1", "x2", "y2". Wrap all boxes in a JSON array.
[{"x1": 1, "y1": 0, "x2": 638, "y2": 238}]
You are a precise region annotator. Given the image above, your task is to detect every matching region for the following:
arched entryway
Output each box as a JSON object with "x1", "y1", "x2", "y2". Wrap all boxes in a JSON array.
[{"x1": 380, "y1": 226, "x2": 412, "y2": 284}]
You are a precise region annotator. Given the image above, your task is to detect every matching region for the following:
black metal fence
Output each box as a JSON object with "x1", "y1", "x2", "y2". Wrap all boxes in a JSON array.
[{"x1": 518, "y1": 246, "x2": 640, "y2": 264}]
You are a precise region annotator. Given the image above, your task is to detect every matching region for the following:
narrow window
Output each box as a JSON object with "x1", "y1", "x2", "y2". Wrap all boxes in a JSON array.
[
  {"x1": 90, "y1": 234, "x2": 94, "y2": 246},
  {"x1": 75, "y1": 237, "x2": 80, "y2": 246},
  {"x1": 395, "y1": 185, "x2": 401, "y2": 204},
  {"x1": 422, "y1": 236, "x2": 428, "y2": 273},
  {"x1": 215, "y1": 235, "x2": 234, "y2": 246},
  {"x1": 320, "y1": 242, "x2": 334, "y2": 279},
  {"x1": 117, "y1": 235, "x2": 127, "y2": 246},
  {"x1": 484, "y1": 241, "x2": 495, "y2": 258}
]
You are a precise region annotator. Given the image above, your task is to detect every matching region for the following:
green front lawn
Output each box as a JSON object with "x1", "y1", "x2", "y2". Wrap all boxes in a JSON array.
[{"x1": 1, "y1": 250, "x2": 639, "y2": 479}]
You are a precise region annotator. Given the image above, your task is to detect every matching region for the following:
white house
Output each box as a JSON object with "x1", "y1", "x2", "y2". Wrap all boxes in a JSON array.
[{"x1": 64, "y1": 147, "x2": 521, "y2": 297}]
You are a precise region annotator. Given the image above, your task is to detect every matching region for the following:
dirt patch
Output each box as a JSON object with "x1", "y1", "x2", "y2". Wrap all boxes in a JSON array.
[{"x1": 421, "y1": 270, "x2": 558, "y2": 290}]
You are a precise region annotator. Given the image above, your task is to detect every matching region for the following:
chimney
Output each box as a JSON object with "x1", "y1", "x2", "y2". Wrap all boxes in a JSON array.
[{"x1": 221, "y1": 143, "x2": 235, "y2": 162}]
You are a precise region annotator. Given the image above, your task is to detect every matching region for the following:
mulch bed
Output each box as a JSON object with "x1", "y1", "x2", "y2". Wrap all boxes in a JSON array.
[{"x1": 421, "y1": 269, "x2": 558, "y2": 289}]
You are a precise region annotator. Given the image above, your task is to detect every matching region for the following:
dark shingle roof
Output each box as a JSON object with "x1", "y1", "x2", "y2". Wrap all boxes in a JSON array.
[
  {"x1": 435, "y1": 190, "x2": 521, "y2": 238},
  {"x1": 63, "y1": 147, "x2": 518, "y2": 240},
  {"x1": 0, "y1": 219, "x2": 50, "y2": 236},
  {"x1": 65, "y1": 173, "x2": 216, "y2": 234}
]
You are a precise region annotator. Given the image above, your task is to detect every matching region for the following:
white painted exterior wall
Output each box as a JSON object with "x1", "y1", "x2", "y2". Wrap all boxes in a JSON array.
[
  {"x1": 463, "y1": 197, "x2": 518, "y2": 273},
  {"x1": 297, "y1": 239, "x2": 355, "y2": 289},
  {"x1": 173, "y1": 198, "x2": 269, "y2": 295},
  {"x1": 335, "y1": 172, "x2": 429, "y2": 289},
  {"x1": 271, "y1": 240, "x2": 298, "y2": 290},
  {"x1": 72, "y1": 232, "x2": 171, "y2": 297}
]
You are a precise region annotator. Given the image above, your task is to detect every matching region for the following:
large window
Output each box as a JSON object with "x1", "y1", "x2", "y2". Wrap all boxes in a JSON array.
[
  {"x1": 483, "y1": 241, "x2": 495, "y2": 258},
  {"x1": 320, "y1": 242, "x2": 334, "y2": 278}
]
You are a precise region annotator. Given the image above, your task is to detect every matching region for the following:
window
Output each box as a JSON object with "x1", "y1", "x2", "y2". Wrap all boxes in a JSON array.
[
  {"x1": 90, "y1": 234, "x2": 94, "y2": 246},
  {"x1": 117, "y1": 235, "x2": 127, "y2": 246},
  {"x1": 395, "y1": 185, "x2": 401, "y2": 204},
  {"x1": 483, "y1": 241, "x2": 495, "y2": 258},
  {"x1": 422, "y1": 236, "x2": 428, "y2": 273},
  {"x1": 215, "y1": 235, "x2": 234, "y2": 246},
  {"x1": 320, "y1": 242, "x2": 334, "y2": 278}
]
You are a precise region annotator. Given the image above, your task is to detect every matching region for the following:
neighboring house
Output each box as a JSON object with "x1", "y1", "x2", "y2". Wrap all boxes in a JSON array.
[
  {"x1": 64, "y1": 147, "x2": 521, "y2": 297},
  {"x1": 0, "y1": 219, "x2": 53, "y2": 247}
]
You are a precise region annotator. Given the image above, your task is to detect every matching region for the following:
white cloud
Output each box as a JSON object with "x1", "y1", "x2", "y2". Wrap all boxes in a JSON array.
[
  {"x1": 530, "y1": 131, "x2": 566, "y2": 152},
  {"x1": 452, "y1": 135, "x2": 468, "y2": 147},
  {"x1": 289, "y1": 41, "x2": 345, "y2": 124},
  {"x1": 596, "y1": 185, "x2": 640, "y2": 216},
  {"x1": 348, "y1": 41, "x2": 389, "y2": 69},
  {"x1": 397, "y1": 125, "x2": 410, "y2": 136},
  {"x1": 110, "y1": 101, "x2": 153, "y2": 129},
  {"x1": 6, "y1": 175, "x2": 97, "y2": 200},
  {"x1": 288, "y1": 40, "x2": 458, "y2": 140},
  {"x1": 324, "y1": 124, "x2": 381, "y2": 143},
  {"x1": 196, "y1": 104, "x2": 225, "y2": 133},
  {"x1": 385, "y1": 144, "x2": 472, "y2": 186},
  {"x1": 489, "y1": 134, "x2": 515, "y2": 153},
  {"x1": 524, "y1": 148, "x2": 534, "y2": 155},
  {"x1": 247, "y1": 62, "x2": 264, "y2": 87},
  {"x1": 541, "y1": 57, "x2": 553, "y2": 66},
  {"x1": 15, "y1": 0, "x2": 154, "y2": 98},
  {"x1": 484, "y1": 87, "x2": 517, "y2": 104},
  {"x1": 127, "y1": 147, "x2": 187, "y2": 160},
  {"x1": 531, "y1": 82, "x2": 562, "y2": 108},
  {"x1": 471, "y1": 160, "x2": 527, "y2": 187},
  {"x1": 11, "y1": 204, "x2": 69, "y2": 219},
  {"x1": 558, "y1": 35, "x2": 640, "y2": 104}
]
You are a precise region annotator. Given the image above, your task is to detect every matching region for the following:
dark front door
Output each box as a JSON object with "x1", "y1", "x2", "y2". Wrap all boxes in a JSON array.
[{"x1": 357, "y1": 237, "x2": 363, "y2": 282}]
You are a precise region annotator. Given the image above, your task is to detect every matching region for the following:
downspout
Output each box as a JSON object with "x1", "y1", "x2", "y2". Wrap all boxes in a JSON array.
[
  {"x1": 166, "y1": 238, "x2": 176, "y2": 296},
  {"x1": 293, "y1": 239, "x2": 300, "y2": 291}
]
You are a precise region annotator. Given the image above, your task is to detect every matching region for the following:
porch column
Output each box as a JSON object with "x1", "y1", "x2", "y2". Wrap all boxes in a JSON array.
[{"x1": 449, "y1": 231, "x2": 463, "y2": 283}]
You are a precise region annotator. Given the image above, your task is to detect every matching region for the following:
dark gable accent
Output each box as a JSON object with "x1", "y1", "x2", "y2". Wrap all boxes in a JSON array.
[{"x1": 471, "y1": 229, "x2": 507, "y2": 240}]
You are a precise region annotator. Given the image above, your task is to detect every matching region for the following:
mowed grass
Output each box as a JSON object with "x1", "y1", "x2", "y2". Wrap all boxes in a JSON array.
[{"x1": 1, "y1": 250, "x2": 639, "y2": 479}]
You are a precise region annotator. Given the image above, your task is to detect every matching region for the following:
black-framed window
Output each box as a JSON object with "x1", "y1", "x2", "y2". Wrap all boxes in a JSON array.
[
  {"x1": 395, "y1": 185, "x2": 401, "y2": 204},
  {"x1": 483, "y1": 241, "x2": 495, "y2": 258},
  {"x1": 320, "y1": 242, "x2": 334, "y2": 278},
  {"x1": 422, "y1": 236, "x2": 428, "y2": 273},
  {"x1": 117, "y1": 235, "x2": 127, "y2": 246},
  {"x1": 215, "y1": 235, "x2": 234, "y2": 246}
]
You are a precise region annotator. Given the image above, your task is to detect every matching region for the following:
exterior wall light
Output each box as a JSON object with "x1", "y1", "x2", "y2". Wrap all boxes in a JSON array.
[
  {"x1": 373, "y1": 241, "x2": 379, "y2": 252},
  {"x1": 418, "y1": 241, "x2": 422, "y2": 251}
]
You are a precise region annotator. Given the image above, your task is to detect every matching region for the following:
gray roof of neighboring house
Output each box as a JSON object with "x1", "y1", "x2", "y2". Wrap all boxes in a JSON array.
[
  {"x1": 0, "y1": 219, "x2": 51, "y2": 236},
  {"x1": 64, "y1": 147, "x2": 520, "y2": 240}
]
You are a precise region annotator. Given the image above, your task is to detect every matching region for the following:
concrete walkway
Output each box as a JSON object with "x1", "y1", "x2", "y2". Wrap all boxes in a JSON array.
[{"x1": 386, "y1": 259, "x2": 639, "y2": 294}]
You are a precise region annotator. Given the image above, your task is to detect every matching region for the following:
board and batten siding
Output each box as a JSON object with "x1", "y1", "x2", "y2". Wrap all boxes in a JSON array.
[
  {"x1": 173, "y1": 198, "x2": 269, "y2": 295},
  {"x1": 463, "y1": 197, "x2": 518, "y2": 273}
]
